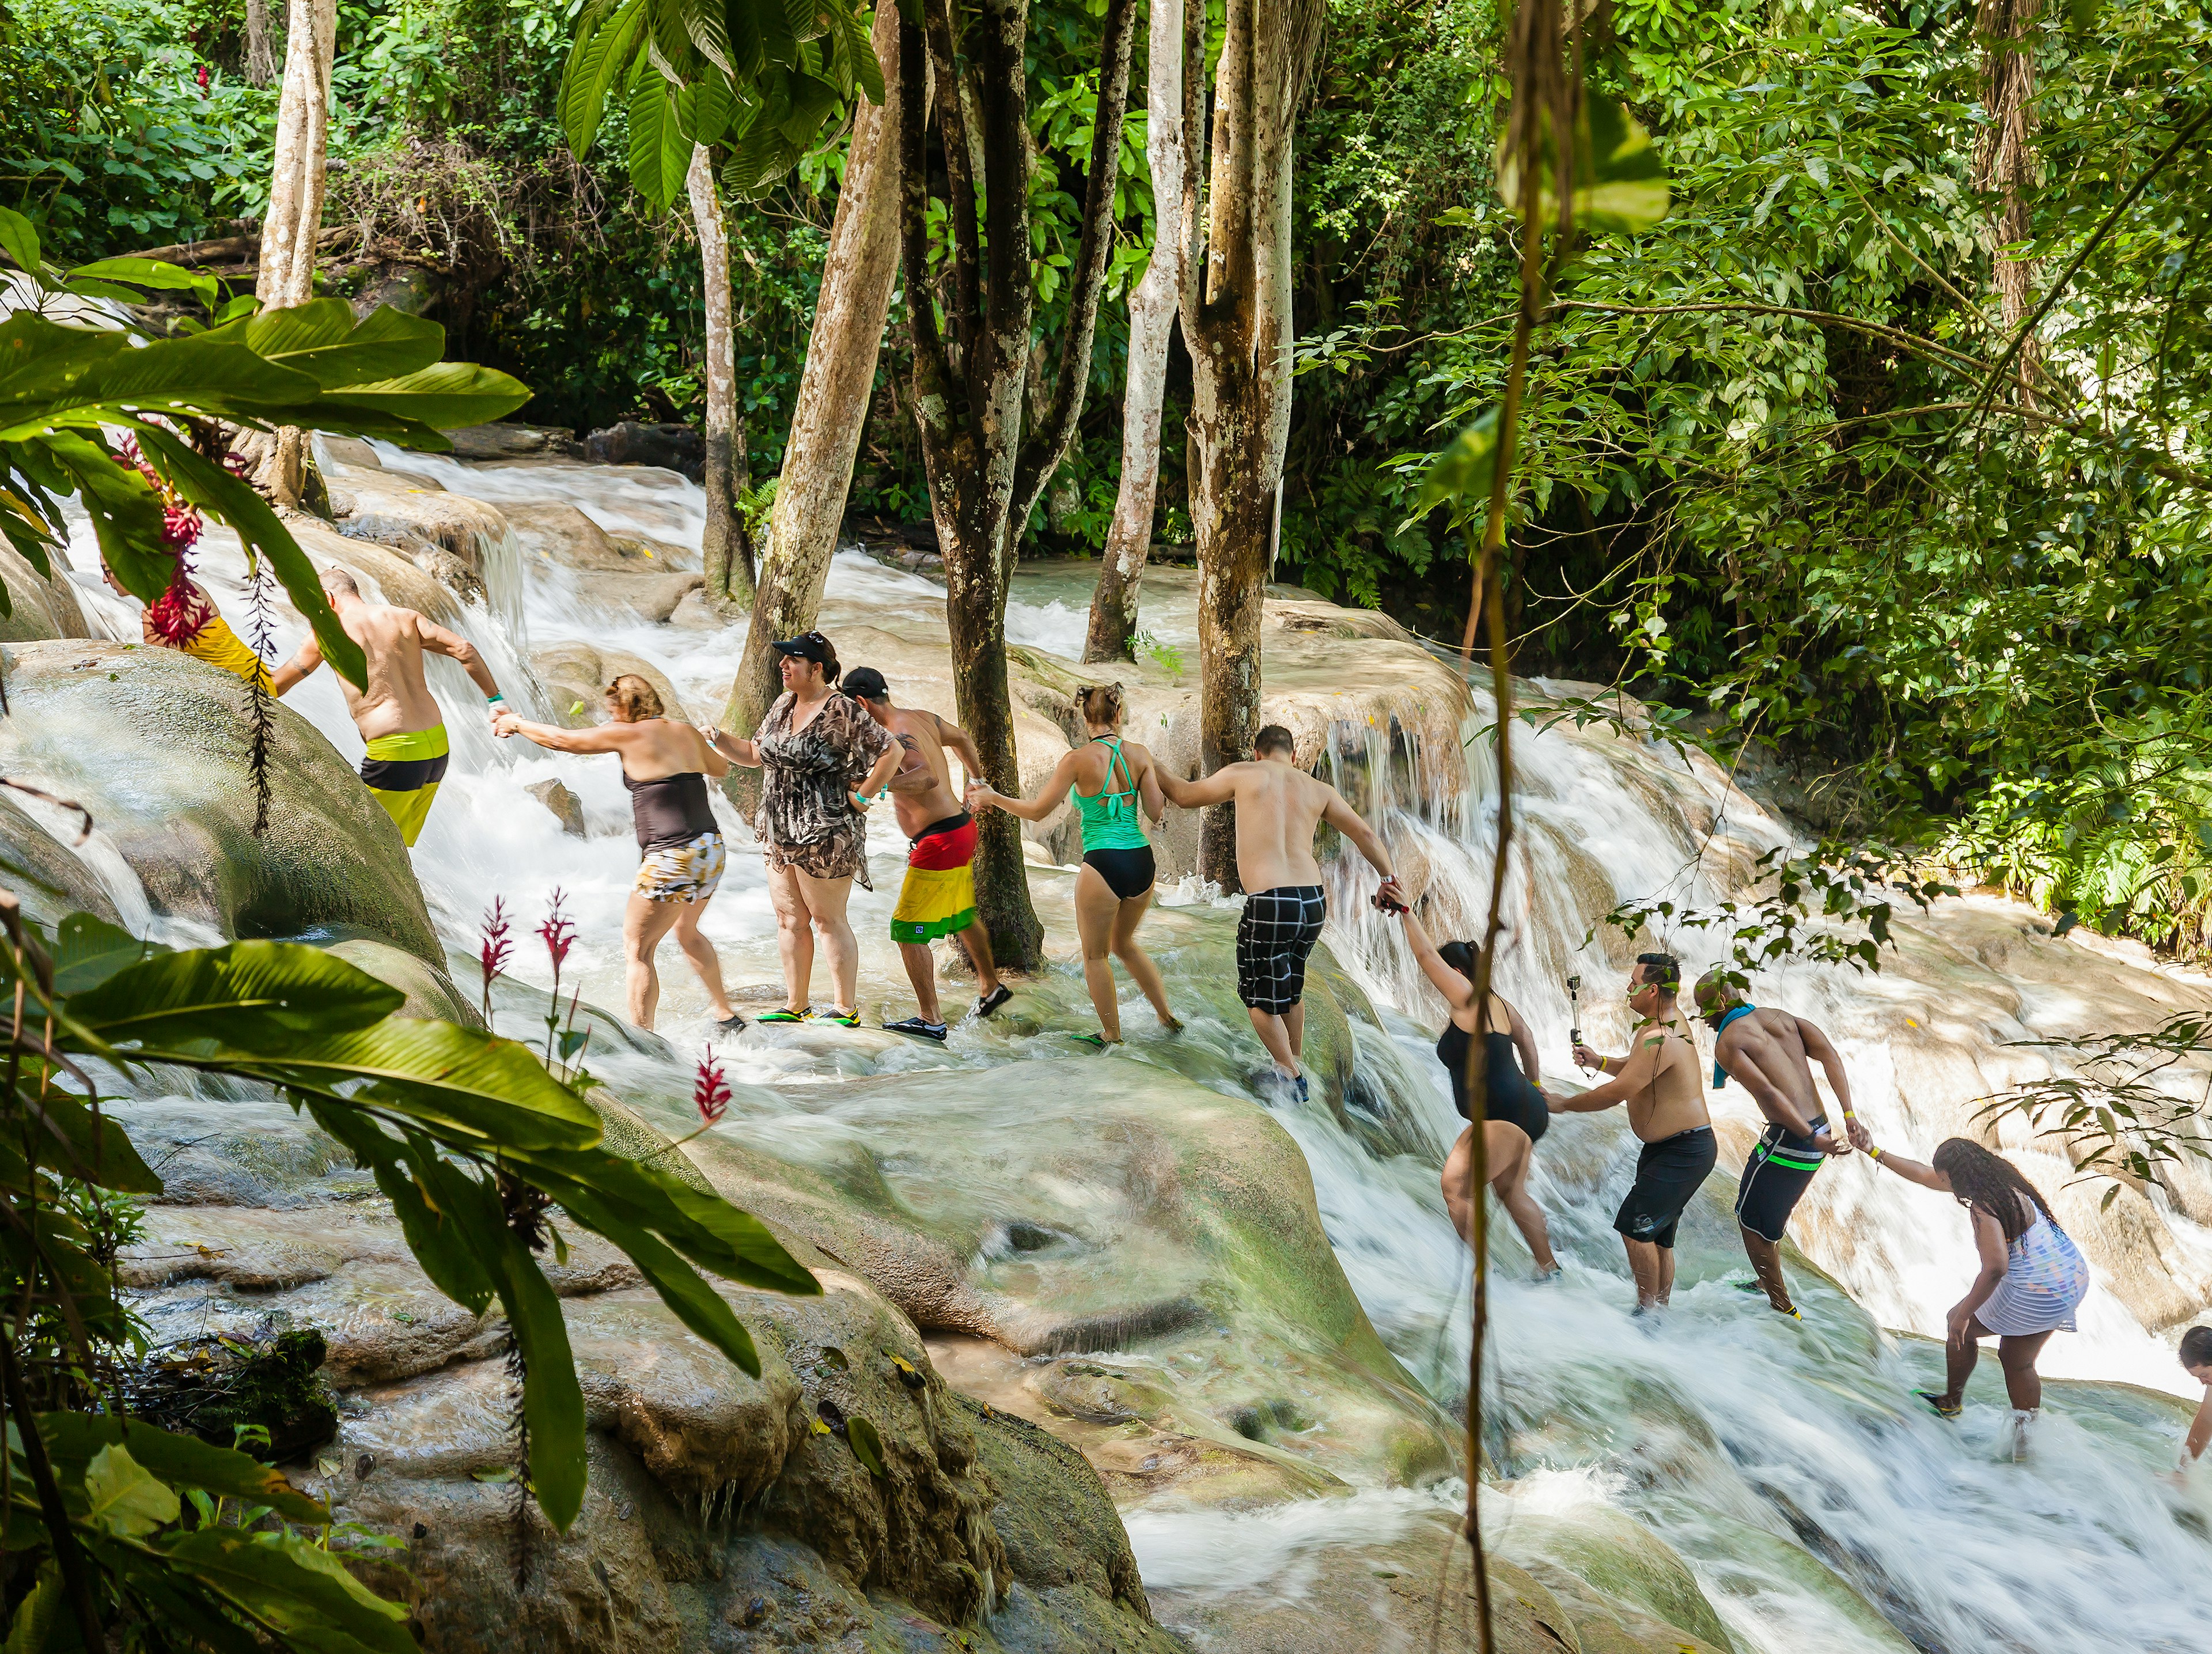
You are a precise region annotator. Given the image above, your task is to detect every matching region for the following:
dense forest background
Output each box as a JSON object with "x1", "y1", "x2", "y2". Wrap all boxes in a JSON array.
[{"x1": 9, "y1": 0, "x2": 2212, "y2": 957}]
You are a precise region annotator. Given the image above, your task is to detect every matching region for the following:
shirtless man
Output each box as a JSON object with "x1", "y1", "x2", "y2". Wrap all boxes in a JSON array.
[
  {"x1": 1157, "y1": 724, "x2": 1403, "y2": 1100},
  {"x1": 842, "y1": 667, "x2": 1009, "y2": 1040},
  {"x1": 1694, "y1": 969, "x2": 1861, "y2": 1320},
  {"x1": 271, "y1": 567, "x2": 505, "y2": 846},
  {"x1": 1550, "y1": 953, "x2": 1715, "y2": 1311}
]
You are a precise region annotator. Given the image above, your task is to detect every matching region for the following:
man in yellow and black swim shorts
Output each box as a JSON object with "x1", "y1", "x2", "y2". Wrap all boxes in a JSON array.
[{"x1": 271, "y1": 566, "x2": 505, "y2": 846}]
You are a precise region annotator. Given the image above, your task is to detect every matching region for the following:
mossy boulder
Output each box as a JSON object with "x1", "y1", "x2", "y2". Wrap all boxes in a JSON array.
[{"x1": 0, "y1": 641, "x2": 439, "y2": 962}]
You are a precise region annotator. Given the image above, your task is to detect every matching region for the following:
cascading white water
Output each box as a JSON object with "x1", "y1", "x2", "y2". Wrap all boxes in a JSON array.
[{"x1": 41, "y1": 451, "x2": 2212, "y2": 1652}]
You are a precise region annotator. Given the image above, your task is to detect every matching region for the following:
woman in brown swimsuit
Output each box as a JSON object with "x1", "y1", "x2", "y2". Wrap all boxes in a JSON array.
[{"x1": 704, "y1": 633, "x2": 900, "y2": 1026}]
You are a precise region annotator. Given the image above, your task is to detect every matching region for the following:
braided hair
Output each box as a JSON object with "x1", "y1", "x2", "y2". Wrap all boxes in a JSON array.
[{"x1": 1931, "y1": 1138, "x2": 2055, "y2": 1243}]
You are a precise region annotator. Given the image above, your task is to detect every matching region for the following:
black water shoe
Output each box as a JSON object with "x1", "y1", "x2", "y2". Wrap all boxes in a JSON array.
[
  {"x1": 975, "y1": 985, "x2": 1013, "y2": 1018},
  {"x1": 884, "y1": 1016, "x2": 948, "y2": 1042}
]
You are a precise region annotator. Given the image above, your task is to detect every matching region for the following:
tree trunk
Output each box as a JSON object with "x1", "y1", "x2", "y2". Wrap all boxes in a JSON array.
[
  {"x1": 245, "y1": 0, "x2": 281, "y2": 86},
  {"x1": 1184, "y1": 0, "x2": 1319, "y2": 888},
  {"x1": 895, "y1": 0, "x2": 1135, "y2": 968},
  {"x1": 1084, "y1": 0, "x2": 1194, "y2": 665},
  {"x1": 690, "y1": 144, "x2": 755, "y2": 612},
  {"x1": 721, "y1": 0, "x2": 905, "y2": 801},
  {"x1": 1976, "y1": 0, "x2": 2043, "y2": 396},
  {"x1": 256, "y1": 0, "x2": 336, "y2": 509}
]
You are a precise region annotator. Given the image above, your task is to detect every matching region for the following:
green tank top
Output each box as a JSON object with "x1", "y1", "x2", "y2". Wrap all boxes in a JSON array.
[{"x1": 1074, "y1": 736, "x2": 1150, "y2": 851}]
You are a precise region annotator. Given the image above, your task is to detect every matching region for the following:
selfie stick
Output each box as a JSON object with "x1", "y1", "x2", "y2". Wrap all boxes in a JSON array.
[{"x1": 1567, "y1": 973, "x2": 1585, "y2": 1068}]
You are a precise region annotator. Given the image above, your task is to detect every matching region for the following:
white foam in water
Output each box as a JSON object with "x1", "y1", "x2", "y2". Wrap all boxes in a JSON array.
[{"x1": 46, "y1": 453, "x2": 2212, "y2": 1648}]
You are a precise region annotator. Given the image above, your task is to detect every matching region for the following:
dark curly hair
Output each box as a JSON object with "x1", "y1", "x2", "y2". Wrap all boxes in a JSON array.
[
  {"x1": 1931, "y1": 1138, "x2": 2055, "y2": 1243},
  {"x1": 1634, "y1": 952, "x2": 1680, "y2": 993}
]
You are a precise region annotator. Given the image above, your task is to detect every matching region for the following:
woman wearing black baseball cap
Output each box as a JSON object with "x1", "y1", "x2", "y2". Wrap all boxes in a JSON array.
[{"x1": 702, "y1": 631, "x2": 902, "y2": 1025}]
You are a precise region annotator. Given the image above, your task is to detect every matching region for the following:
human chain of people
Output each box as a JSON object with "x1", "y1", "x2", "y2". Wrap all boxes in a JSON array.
[{"x1": 125, "y1": 556, "x2": 2212, "y2": 1474}]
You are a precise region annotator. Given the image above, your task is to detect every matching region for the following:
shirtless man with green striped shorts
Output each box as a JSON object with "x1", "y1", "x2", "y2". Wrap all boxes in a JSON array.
[
  {"x1": 1693, "y1": 969, "x2": 1864, "y2": 1319},
  {"x1": 272, "y1": 567, "x2": 505, "y2": 846}
]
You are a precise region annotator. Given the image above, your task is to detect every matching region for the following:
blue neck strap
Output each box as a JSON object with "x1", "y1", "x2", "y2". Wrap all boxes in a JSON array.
[{"x1": 1711, "y1": 1003, "x2": 1757, "y2": 1088}]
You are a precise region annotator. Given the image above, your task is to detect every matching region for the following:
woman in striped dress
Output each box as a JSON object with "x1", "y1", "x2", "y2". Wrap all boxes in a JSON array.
[{"x1": 1868, "y1": 1137, "x2": 2089, "y2": 1454}]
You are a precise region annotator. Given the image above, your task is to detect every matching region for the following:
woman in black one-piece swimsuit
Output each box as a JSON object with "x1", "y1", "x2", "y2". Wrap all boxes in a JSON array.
[{"x1": 1396, "y1": 906, "x2": 1558, "y2": 1276}]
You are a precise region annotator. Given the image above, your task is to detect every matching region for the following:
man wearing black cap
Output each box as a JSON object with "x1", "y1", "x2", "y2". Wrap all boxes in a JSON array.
[{"x1": 842, "y1": 666, "x2": 1010, "y2": 1039}]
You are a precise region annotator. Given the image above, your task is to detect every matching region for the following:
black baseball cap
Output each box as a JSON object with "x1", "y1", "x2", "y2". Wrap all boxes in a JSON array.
[
  {"x1": 842, "y1": 666, "x2": 889, "y2": 701},
  {"x1": 773, "y1": 631, "x2": 834, "y2": 665}
]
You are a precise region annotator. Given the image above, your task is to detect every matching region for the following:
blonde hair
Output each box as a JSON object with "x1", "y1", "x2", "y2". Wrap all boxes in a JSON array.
[
  {"x1": 605, "y1": 673, "x2": 665, "y2": 721},
  {"x1": 1075, "y1": 682, "x2": 1125, "y2": 729}
]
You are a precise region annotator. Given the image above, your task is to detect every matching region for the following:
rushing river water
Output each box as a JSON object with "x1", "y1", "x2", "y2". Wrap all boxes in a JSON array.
[{"x1": 46, "y1": 446, "x2": 2212, "y2": 1653}]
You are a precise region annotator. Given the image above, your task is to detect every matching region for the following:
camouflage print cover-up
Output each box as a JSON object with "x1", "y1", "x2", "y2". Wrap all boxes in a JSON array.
[{"x1": 752, "y1": 690, "x2": 893, "y2": 887}]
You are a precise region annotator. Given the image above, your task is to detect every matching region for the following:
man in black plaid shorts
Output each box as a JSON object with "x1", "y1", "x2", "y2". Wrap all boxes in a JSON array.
[{"x1": 1162, "y1": 725, "x2": 1402, "y2": 1101}]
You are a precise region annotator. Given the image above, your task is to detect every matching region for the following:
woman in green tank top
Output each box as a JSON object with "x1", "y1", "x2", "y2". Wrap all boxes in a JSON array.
[{"x1": 967, "y1": 683, "x2": 1180, "y2": 1046}]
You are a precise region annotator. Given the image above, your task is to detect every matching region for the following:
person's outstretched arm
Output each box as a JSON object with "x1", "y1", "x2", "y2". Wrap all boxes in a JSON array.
[
  {"x1": 1132, "y1": 744, "x2": 1169, "y2": 826},
  {"x1": 1157, "y1": 764, "x2": 1236, "y2": 812},
  {"x1": 1865, "y1": 1146, "x2": 1949, "y2": 1192},
  {"x1": 416, "y1": 616, "x2": 502, "y2": 704},
  {"x1": 930, "y1": 713, "x2": 990, "y2": 793},
  {"x1": 702, "y1": 722, "x2": 761, "y2": 766},
  {"x1": 1396, "y1": 907, "x2": 1477, "y2": 1014},
  {"x1": 1797, "y1": 1017, "x2": 1865, "y2": 1149},
  {"x1": 1546, "y1": 1025, "x2": 1664, "y2": 1113},
  {"x1": 852, "y1": 744, "x2": 903, "y2": 811},
  {"x1": 268, "y1": 635, "x2": 324, "y2": 696},
  {"x1": 967, "y1": 750, "x2": 1080, "y2": 823},
  {"x1": 494, "y1": 712, "x2": 627, "y2": 755},
  {"x1": 690, "y1": 725, "x2": 732, "y2": 778},
  {"x1": 1320, "y1": 788, "x2": 1403, "y2": 902},
  {"x1": 1717, "y1": 1040, "x2": 1832, "y2": 1149}
]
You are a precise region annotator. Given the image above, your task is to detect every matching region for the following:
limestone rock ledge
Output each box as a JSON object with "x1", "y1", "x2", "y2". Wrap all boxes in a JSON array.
[{"x1": 110, "y1": 1090, "x2": 1182, "y2": 1654}]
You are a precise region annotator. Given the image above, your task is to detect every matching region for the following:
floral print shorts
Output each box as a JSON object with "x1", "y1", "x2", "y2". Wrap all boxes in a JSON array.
[{"x1": 634, "y1": 831, "x2": 727, "y2": 904}]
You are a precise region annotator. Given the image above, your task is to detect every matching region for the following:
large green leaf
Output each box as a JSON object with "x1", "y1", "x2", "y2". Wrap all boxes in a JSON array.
[
  {"x1": 84, "y1": 1443, "x2": 180, "y2": 1537},
  {"x1": 1413, "y1": 407, "x2": 1503, "y2": 522},
  {"x1": 561, "y1": 0, "x2": 651, "y2": 155},
  {"x1": 0, "y1": 205, "x2": 41, "y2": 274},
  {"x1": 677, "y1": 66, "x2": 737, "y2": 145},
  {"x1": 37, "y1": 1414, "x2": 327, "y2": 1523},
  {"x1": 188, "y1": 300, "x2": 446, "y2": 391},
  {"x1": 65, "y1": 258, "x2": 220, "y2": 313},
  {"x1": 628, "y1": 74, "x2": 694, "y2": 209},
  {"x1": 0, "y1": 335, "x2": 321, "y2": 441},
  {"x1": 49, "y1": 911, "x2": 149, "y2": 995},
  {"x1": 1495, "y1": 99, "x2": 1671, "y2": 238},
  {"x1": 67, "y1": 943, "x2": 406, "y2": 1053},
  {"x1": 310, "y1": 361, "x2": 532, "y2": 432},
  {"x1": 134, "y1": 426, "x2": 370, "y2": 688},
  {"x1": 304, "y1": 1107, "x2": 498, "y2": 1314},
  {"x1": 551, "y1": 1191, "x2": 762, "y2": 1375},
  {"x1": 157, "y1": 1528, "x2": 414, "y2": 1654},
  {"x1": 20, "y1": 1087, "x2": 162, "y2": 1195},
  {"x1": 514, "y1": 1142, "x2": 817, "y2": 1295},
  {"x1": 448, "y1": 1169, "x2": 588, "y2": 1530},
  {"x1": 36, "y1": 429, "x2": 170, "y2": 599}
]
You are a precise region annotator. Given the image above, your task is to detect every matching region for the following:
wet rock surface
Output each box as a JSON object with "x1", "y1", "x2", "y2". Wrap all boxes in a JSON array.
[{"x1": 0, "y1": 641, "x2": 440, "y2": 960}]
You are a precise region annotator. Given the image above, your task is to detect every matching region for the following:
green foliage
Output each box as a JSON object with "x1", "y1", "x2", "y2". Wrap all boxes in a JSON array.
[
  {"x1": 0, "y1": 209, "x2": 527, "y2": 682},
  {"x1": 1979, "y1": 1013, "x2": 2212, "y2": 1205},
  {"x1": 0, "y1": 899, "x2": 813, "y2": 1647}
]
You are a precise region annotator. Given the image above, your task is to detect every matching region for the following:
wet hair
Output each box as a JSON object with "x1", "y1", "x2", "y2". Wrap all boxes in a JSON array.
[
  {"x1": 1439, "y1": 940, "x2": 1478, "y2": 979},
  {"x1": 1931, "y1": 1138, "x2": 2055, "y2": 1244},
  {"x1": 1255, "y1": 724, "x2": 1295, "y2": 758},
  {"x1": 320, "y1": 566, "x2": 359, "y2": 597},
  {"x1": 605, "y1": 673, "x2": 664, "y2": 721},
  {"x1": 1075, "y1": 683, "x2": 1124, "y2": 728},
  {"x1": 2183, "y1": 1325, "x2": 2212, "y2": 1372},
  {"x1": 1634, "y1": 952, "x2": 1680, "y2": 993}
]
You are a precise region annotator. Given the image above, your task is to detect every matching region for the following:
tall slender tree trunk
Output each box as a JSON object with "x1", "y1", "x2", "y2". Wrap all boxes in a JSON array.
[
  {"x1": 1084, "y1": 0, "x2": 1195, "y2": 665},
  {"x1": 1976, "y1": 0, "x2": 2044, "y2": 397},
  {"x1": 256, "y1": 0, "x2": 336, "y2": 509},
  {"x1": 245, "y1": 0, "x2": 281, "y2": 86},
  {"x1": 691, "y1": 145, "x2": 755, "y2": 612},
  {"x1": 898, "y1": 0, "x2": 1136, "y2": 970},
  {"x1": 1184, "y1": 0, "x2": 1319, "y2": 887},
  {"x1": 722, "y1": 0, "x2": 904, "y2": 801}
]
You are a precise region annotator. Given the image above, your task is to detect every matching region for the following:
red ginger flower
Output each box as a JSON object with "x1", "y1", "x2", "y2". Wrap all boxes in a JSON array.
[
  {"x1": 537, "y1": 889, "x2": 577, "y2": 972},
  {"x1": 479, "y1": 898, "x2": 514, "y2": 994},
  {"x1": 694, "y1": 1050, "x2": 731, "y2": 1128}
]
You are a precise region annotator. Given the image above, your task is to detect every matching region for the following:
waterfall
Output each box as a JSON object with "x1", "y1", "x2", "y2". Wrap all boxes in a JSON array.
[{"x1": 40, "y1": 451, "x2": 2212, "y2": 1653}]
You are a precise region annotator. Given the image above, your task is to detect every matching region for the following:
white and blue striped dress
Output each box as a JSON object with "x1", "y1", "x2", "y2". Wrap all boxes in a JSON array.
[{"x1": 1980, "y1": 1207, "x2": 2090, "y2": 1336}]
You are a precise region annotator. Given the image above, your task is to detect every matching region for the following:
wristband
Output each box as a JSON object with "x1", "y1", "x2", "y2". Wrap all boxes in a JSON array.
[
  {"x1": 487, "y1": 692, "x2": 505, "y2": 705},
  {"x1": 1869, "y1": 1146, "x2": 1884, "y2": 1162},
  {"x1": 1843, "y1": 1109, "x2": 1858, "y2": 1119}
]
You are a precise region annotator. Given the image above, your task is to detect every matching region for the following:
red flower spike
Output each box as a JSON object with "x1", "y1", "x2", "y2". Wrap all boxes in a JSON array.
[
  {"x1": 693, "y1": 1050, "x2": 731, "y2": 1128},
  {"x1": 537, "y1": 889, "x2": 577, "y2": 971},
  {"x1": 479, "y1": 897, "x2": 514, "y2": 993}
]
